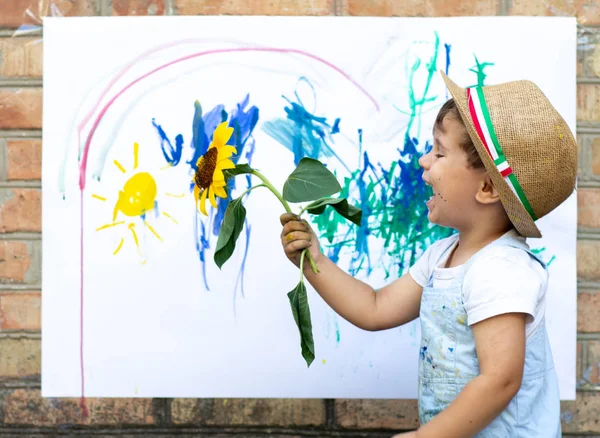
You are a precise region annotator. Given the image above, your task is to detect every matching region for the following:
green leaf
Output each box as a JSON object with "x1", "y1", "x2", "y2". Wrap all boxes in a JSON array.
[
  {"x1": 287, "y1": 281, "x2": 315, "y2": 367},
  {"x1": 223, "y1": 163, "x2": 255, "y2": 179},
  {"x1": 214, "y1": 197, "x2": 246, "y2": 269},
  {"x1": 306, "y1": 197, "x2": 362, "y2": 226},
  {"x1": 283, "y1": 158, "x2": 342, "y2": 203}
]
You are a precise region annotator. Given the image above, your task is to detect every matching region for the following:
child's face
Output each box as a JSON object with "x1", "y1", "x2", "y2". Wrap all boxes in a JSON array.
[{"x1": 419, "y1": 115, "x2": 486, "y2": 230}]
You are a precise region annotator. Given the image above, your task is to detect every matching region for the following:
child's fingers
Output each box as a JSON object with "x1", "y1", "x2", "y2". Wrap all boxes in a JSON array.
[
  {"x1": 282, "y1": 231, "x2": 312, "y2": 248},
  {"x1": 280, "y1": 220, "x2": 309, "y2": 239},
  {"x1": 279, "y1": 213, "x2": 300, "y2": 226},
  {"x1": 284, "y1": 239, "x2": 311, "y2": 257}
]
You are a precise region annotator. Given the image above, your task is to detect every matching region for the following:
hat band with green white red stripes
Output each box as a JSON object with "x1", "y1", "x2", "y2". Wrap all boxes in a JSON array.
[{"x1": 467, "y1": 87, "x2": 537, "y2": 221}]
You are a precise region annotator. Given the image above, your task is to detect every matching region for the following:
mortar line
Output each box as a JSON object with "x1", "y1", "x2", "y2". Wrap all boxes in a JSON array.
[{"x1": 0, "y1": 181, "x2": 41, "y2": 188}]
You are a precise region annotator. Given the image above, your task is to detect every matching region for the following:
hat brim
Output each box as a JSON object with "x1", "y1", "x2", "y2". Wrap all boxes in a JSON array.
[{"x1": 440, "y1": 71, "x2": 542, "y2": 238}]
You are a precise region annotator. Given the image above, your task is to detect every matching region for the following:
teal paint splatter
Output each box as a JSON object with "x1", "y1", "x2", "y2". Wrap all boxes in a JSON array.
[
  {"x1": 531, "y1": 247, "x2": 557, "y2": 267},
  {"x1": 309, "y1": 35, "x2": 500, "y2": 284},
  {"x1": 468, "y1": 55, "x2": 495, "y2": 88},
  {"x1": 312, "y1": 32, "x2": 455, "y2": 279}
]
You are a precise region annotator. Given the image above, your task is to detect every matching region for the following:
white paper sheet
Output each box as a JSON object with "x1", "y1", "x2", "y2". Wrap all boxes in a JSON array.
[{"x1": 42, "y1": 16, "x2": 577, "y2": 399}]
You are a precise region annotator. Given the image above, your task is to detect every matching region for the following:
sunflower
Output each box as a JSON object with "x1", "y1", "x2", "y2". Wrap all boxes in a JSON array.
[{"x1": 193, "y1": 121, "x2": 237, "y2": 215}]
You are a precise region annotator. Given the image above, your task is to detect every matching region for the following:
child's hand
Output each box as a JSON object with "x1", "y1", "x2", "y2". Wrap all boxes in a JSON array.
[{"x1": 280, "y1": 213, "x2": 322, "y2": 270}]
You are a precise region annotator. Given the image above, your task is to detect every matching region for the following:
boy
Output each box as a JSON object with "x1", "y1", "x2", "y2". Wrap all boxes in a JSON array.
[{"x1": 279, "y1": 71, "x2": 576, "y2": 437}]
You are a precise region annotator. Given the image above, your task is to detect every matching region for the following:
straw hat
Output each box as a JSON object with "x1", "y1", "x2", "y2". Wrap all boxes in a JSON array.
[{"x1": 440, "y1": 71, "x2": 578, "y2": 238}]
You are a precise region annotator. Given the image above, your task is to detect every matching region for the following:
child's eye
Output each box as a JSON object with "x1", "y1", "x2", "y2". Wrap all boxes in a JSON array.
[{"x1": 435, "y1": 154, "x2": 444, "y2": 158}]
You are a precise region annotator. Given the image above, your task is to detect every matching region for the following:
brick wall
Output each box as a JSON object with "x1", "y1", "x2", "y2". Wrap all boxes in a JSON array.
[{"x1": 0, "y1": 0, "x2": 598, "y2": 436}]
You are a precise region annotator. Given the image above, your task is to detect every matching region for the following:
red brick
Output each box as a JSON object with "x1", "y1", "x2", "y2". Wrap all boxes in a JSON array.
[
  {"x1": 592, "y1": 136, "x2": 600, "y2": 176},
  {"x1": 589, "y1": 44, "x2": 600, "y2": 78},
  {"x1": 7, "y1": 140, "x2": 41, "y2": 180},
  {"x1": 0, "y1": 241, "x2": 30, "y2": 283},
  {"x1": 335, "y1": 399, "x2": 419, "y2": 430},
  {"x1": 509, "y1": 0, "x2": 600, "y2": 25},
  {"x1": 0, "y1": 89, "x2": 42, "y2": 129},
  {"x1": 0, "y1": 38, "x2": 42, "y2": 78},
  {"x1": 172, "y1": 399, "x2": 325, "y2": 426},
  {"x1": 0, "y1": 0, "x2": 98, "y2": 28},
  {"x1": 174, "y1": 0, "x2": 331, "y2": 16},
  {"x1": 561, "y1": 392, "x2": 600, "y2": 433},
  {"x1": 0, "y1": 338, "x2": 40, "y2": 378},
  {"x1": 578, "y1": 240, "x2": 600, "y2": 282},
  {"x1": 3, "y1": 389, "x2": 155, "y2": 426},
  {"x1": 343, "y1": 0, "x2": 499, "y2": 16},
  {"x1": 578, "y1": 292, "x2": 600, "y2": 333},
  {"x1": 577, "y1": 84, "x2": 600, "y2": 122},
  {"x1": 578, "y1": 188, "x2": 600, "y2": 228},
  {"x1": 113, "y1": 0, "x2": 166, "y2": 15},
  {"x1": 586, "y1": 340, "x2": 600, "y2": 385},
  {"x1": 0, "y1": 292, "x2": 40, "y2": 330},
  {"x1": 0, "y1": 189, "x2": 41, "y2": 233}
]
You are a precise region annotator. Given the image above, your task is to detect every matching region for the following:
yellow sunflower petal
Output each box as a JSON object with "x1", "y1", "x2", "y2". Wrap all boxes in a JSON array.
[
  {"x1": 199, "y1": 188, "x2": 208, "y2": 215},
  {"x1": 216, "y1": 160, "x2": 235, "y2": 171},
  {"x1": 212, "y1": 169, "x2": 225, "y2": 183},
  {"x1": 213, "y1": 122, "x2": 234, "y2": 147},
  {"x1": 214, "y1": 186, "x2": 227, "y2": 198},
  {"x1": 193, "y1": 184, "x2": 200, "y2": 200},
  {"x1": 217, "y1": 145, "x2": 237, "y2": 159},
  {"x1": 212, "y1": 179, "x2": 227, "y2": 188},
  {"x1": 209, "y1": 186, "x2": 218, "y2": 208}
]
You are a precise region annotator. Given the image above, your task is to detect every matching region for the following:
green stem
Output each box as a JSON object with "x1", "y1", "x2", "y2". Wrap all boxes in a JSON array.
[
  {"x1": 248, "y1": 170, "x2": 318, "y2": 274},
  {"x1": 298, "y1": 204, "x2": 311, "y2": 217},
  {"x1": 238, "y1": 183, "x2": 267, "y2": 199},
  {"x1": 251, "y1": 170, "x2": 292, "y2": 214},
  {"x1": 299, "y1": 249, "x2": 307, "y2": 283}
]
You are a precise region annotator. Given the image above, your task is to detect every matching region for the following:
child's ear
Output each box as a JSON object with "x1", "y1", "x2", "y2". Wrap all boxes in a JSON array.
[{"x1": 475, "y1": 174, "x2": 502, "y2": 205}]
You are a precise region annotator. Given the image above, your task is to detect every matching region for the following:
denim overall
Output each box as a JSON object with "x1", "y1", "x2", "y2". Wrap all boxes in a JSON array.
[{"x1": 418, "y1": 233, "x2": 561, "y2": 437}]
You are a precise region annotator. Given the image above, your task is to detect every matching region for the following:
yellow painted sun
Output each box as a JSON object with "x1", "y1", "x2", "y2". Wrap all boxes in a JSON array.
[
  {"x1": 193, "y1": 121, "x2": 237, "y2": 215},
  {"x1": 92, "y1": 141, "x2": 182, "y2": 260}
]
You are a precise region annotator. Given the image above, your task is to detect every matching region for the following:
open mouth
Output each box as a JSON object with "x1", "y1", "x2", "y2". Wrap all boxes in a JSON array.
[
  {"x1": 424, "y1": 181, "x2": 434, "y2": 199},
  {"x1": 424, "y1": 181, "x2": 435, "y2": 209}
]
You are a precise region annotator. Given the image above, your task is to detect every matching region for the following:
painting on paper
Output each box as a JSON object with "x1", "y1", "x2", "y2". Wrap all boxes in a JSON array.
[{"x1": 41, "y1": 16, "x2": 577, "y2": 399}]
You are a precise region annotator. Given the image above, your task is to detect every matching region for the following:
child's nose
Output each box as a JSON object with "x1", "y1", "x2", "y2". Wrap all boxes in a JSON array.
[{"x1": 418, "y1": 152, "x2": 430, "y2": 170}]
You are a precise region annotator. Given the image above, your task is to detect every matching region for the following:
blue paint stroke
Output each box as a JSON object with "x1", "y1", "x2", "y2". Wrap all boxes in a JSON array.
[
  {"x1": 262, "y1": 78, "x2": 348, "y2": 172},
  {"x1": 187, "y1": 102, "x2": 226, "y2": 170},
  {"x1": 151, "y1": 119, "x2": 184, "y2": 166},
  {"x1": 178, "y1": 96, "x2": 259, "y2": 296},
  {"x1": 444, "y1": 43, "x2": 451, "y2": 75},
  {"x1": 193, "y1": 211, "x2": 211, "y2": 292},
  {"x1": 444, "y1": 43, "x2": 451, "y2": 99},
  {"x1": 212, "y1": 94, "x2": 259, "y2": 236}
]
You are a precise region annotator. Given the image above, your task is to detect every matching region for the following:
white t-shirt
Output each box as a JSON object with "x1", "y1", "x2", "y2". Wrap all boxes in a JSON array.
[{"x1": 409, "y1": 230, "x2": 548, "y2": 340}]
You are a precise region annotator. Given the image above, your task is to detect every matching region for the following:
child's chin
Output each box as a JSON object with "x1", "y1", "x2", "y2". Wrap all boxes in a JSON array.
[
  {"x1": 427, "y1": 210, "x2": 438, "y2": 224},
  {"x1": 427, "y1": 212, "x2": 450, "y2": 229}
]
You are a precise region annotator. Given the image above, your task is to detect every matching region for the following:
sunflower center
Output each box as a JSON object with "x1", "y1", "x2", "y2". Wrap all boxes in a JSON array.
[{"x1": 195, "y1": 148, "x2": 219, "y2": 189}]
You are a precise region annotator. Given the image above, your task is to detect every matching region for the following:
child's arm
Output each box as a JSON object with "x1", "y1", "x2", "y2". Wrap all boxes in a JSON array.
[
  {"x1": 280, "y1": 213, "x2": 423, "y2": 331},
  {"x1": 399, "y1": 312, "x2": 527, "y2": 438}
]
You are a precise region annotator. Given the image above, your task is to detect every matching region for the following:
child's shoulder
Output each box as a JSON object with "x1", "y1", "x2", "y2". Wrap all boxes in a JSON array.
[{"x1": 467, "y1": 232, "x2": 548, "y2": 283}]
